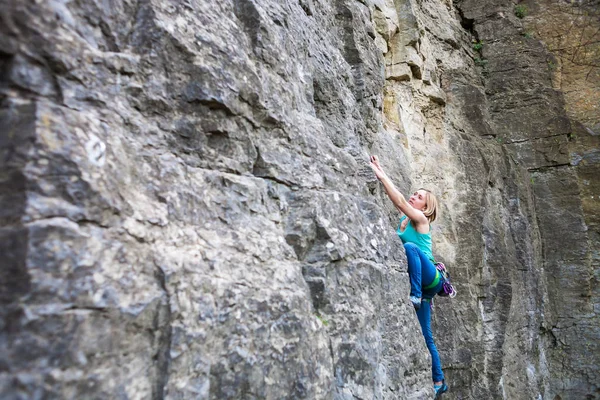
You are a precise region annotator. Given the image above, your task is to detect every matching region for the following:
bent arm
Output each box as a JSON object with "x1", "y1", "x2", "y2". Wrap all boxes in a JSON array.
[
  {"x1": 377, "y1": 173, "x2": 428, "y2": 225},
  {"x1": 369, "y1": 156, "x2": 428, "y2": 226}
]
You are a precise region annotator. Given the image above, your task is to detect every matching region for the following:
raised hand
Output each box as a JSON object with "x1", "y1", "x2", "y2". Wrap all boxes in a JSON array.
[
  {"x1": 370, "y1": 155, "x2": 382, "y2": 170},
  {"x1": 369, "y1": 155, "x2": 386, "y2": 180}
]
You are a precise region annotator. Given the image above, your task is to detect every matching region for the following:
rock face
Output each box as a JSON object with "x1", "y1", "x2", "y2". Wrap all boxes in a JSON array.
[
  {"x1": 451, "y1": 0, "x2": 600, "y2": 398},
  {"x1": 1, "y1": 0, "x2": 598, "y2": 400}
]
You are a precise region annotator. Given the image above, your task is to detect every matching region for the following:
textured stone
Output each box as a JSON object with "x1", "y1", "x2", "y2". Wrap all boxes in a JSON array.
[
  {"x1": 0, "y1": 0, "x2": 425, "y2": 398},
  {"x1": 385, "y1": 63, "x2": 411, "y2": 81},
  {"x1": 1, "y1": 0, "x2": 598, "y2": 399},
  {"x1": 454, "y1": 0, "x2": 600, "y2": 398}
]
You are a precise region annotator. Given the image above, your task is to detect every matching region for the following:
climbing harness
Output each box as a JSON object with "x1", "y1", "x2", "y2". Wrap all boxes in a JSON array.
[{"x1": 434, "y1": 262, "x2": 457, "y2": 298}]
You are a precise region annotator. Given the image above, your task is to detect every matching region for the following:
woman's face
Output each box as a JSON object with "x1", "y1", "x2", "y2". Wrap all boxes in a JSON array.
[{"x1": 408, "y1": 190, "x2": 428, "y2": 211}]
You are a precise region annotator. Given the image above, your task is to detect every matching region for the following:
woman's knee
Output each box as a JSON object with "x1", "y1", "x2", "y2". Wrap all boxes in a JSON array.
[
  {"x1": 404, "y1": 242, "x2": 419, "y2": 256},
  {"x1": 404, "y1": 242, "x2": 418, "y2": 253}
]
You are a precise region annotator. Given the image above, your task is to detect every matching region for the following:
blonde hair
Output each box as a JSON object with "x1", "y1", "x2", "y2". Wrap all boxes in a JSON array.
[{"x1": 419, "y1": 188, "x2": 438, "y2": 223}]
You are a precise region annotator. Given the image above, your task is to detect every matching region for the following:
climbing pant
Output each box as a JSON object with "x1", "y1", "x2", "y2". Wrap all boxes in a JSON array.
[
  {"x1": 404, "y1": 242, "x2": 444, "y2": 382},
  {"x1": 416, "y1": 299, "x2": 444, "y2": 383}
]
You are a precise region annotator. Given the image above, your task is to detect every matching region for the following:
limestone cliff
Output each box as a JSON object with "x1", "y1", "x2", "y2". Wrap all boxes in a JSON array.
[{"x1": 0, "y1": 0, "x2": 598, "y2": 399}]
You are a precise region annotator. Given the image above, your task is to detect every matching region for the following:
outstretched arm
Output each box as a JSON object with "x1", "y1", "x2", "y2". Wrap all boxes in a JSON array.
[{"x1": 369, "y1": 155, "x2": 428, "y2": 225}]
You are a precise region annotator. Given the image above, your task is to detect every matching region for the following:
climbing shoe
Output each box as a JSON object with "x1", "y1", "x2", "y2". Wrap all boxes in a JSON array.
[
  {"x1": 409, "y1": 296, "x2": 421, "y2": 310},
  {"x1": 433, "y1": 381, "x2": 448, "y2": 399}
]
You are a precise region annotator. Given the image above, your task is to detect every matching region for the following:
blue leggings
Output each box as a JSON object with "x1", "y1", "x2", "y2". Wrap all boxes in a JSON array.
[{"x1": 404, "y1": 242, "x2": 444, "y2": 383}]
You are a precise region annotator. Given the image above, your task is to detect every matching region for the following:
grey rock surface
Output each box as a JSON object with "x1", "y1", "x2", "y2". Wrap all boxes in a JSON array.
[
  {"x1": 0, "y1": 0, "x2": 429, "y2": 399},
  {"x1": 1, "y1": 0, "x2": 598, "y2": 399}
]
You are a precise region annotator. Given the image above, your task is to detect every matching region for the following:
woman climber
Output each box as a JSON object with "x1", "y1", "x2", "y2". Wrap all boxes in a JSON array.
[{"x1": 369, "y1": 155, "x2": 448, "y2": 399}]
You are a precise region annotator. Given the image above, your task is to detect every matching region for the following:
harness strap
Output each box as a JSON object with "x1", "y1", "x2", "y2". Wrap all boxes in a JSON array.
[{"x1": 423, "y1": 270, "x2": 441, "y2": 290}]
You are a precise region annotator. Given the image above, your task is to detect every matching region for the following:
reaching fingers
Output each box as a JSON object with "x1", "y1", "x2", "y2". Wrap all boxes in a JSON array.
[{"x1": 370, "y1": 155, "x2": 381, "y2": 167}]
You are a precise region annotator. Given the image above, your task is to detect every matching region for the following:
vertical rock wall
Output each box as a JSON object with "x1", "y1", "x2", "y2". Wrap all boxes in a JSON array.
[
  {"x1": 1, "y1": 0, "x2": 598, "y2": 399},
  {"x1": 453, "y1": 0, "x2": 600, "y2": 397},
  {"x1": 375, "y1": 0, "x2": 551, "y2": 398},
  {"x1": 0, "y1": 0, "x2": 431, "y2": 398}
]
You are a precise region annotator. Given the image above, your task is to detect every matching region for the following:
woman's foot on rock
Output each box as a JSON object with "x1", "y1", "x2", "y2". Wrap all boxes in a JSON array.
[
  {"x1": 433, "y1": 381, "x2": 448, "y2": 399},
  {"x1": 409, "y1": 296, "x2": 421, "y2": 310}
]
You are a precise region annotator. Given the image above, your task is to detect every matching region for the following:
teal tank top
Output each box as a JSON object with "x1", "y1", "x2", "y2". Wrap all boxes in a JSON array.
[{"x1": 397, "y1": 215, "x2": 434, "y2": 262}]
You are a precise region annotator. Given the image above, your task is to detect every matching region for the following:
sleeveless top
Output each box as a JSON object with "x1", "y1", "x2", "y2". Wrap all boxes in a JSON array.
[{"x1": 396, "y1": 215, "x2": 434, "y2": 262}]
